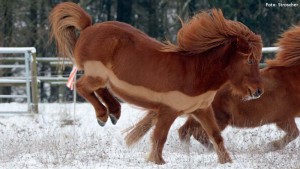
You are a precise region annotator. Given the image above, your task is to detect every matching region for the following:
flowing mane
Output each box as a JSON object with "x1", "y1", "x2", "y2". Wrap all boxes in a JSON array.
[
  {"x1": 266, "y1": 25, "x2": 300, "y2": 68},
  {"x1": 162, "y1": 9, "x2": 262, "y2": 61}
]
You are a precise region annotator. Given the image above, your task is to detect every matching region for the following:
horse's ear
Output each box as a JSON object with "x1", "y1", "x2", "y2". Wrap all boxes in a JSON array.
[{"x1": 236, "y1": 37, "x2": 250, "y2": 54}]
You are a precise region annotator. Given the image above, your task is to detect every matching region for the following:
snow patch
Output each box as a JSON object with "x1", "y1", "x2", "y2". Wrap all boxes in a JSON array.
[{"x1": 0, "y1": 103, "x2": 299, "y2": 168}]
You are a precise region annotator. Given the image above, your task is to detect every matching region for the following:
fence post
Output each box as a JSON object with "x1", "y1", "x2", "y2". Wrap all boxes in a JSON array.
[
  {"x1": 31, "y1": 52, "x2": 39, "y2": 113},
  {"x1": 24, "y1": 51, "x2": 32, "y2": 112},
  {"x1": 58, "y1": 68, "x2": 63, "y2": 103}
]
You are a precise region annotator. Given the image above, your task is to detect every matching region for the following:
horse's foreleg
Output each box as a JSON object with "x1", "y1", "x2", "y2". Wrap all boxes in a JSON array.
[
  {"x1": 76, "y1": 76, "x2": 108, "y2": 126},
  {"x1": 148, "y1": 107, "x2": 177, "y2": 165},
  {"x1": 270, "y1": 119, "x2": 299, "y2": 150},
  {"x1": 95, "y1": 88, "x2": 121, "y2": 125},
  {"x1": 191, "y1": 106, "x2": 232, "y2": 164}
]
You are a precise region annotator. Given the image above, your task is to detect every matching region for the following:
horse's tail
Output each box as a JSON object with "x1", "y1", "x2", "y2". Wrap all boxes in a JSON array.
[
  {"x1": 124, "y1": 111, "x2": 157, "y2": 147},
  {"x1": 49, "y1": 2, "x2": 92, "y2": 60}
]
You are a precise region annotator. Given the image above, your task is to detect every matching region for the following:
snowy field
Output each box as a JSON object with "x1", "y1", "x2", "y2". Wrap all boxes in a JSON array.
[{"x1": 0, "y1": 103, "x2": 299, "y2": 169}]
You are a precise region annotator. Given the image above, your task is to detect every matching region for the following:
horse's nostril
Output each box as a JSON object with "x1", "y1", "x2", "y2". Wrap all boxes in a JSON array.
[{"x1": 254, "y1": 88, "x2": 263, "y2": 97}]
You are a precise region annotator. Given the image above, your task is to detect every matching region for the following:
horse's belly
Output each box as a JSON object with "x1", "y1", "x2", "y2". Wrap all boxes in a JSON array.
[
  {"x1": 84, "y1": 61, "x2": 217, "y2": 113},
  {"x1": 159, "y1": 90, "x2": 217, "y2": 113}
]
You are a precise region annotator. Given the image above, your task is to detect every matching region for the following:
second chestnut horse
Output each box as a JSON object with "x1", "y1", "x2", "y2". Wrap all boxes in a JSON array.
[{"x1": 177, "y1": 25, "x2": 300, "y2": 150}]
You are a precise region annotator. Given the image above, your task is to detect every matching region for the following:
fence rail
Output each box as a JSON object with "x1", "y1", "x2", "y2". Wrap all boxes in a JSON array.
[{"x1": 262, "y1": 47, "x2": 279, "y2": 53}]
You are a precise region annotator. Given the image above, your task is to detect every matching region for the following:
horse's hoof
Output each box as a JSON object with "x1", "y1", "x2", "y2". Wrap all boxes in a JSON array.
[
  {"x1": 97, "y1": 119, "x2": 106, "y2": 127},
  {"x1": 147, "y1": 153, "x2": 166, "y2": 165},
  {"x1": 267, "y1": 140, "x2": 285, "y2": 151},
  {"x1": 109, "y1": 114, "x2": 118, "y2": 125},
  {"x1": 205, "y1": 143, "x2": 214, "y2": 151},
  {"x1": 218, "y1": 155, "x2": 232, "y2": 164}
]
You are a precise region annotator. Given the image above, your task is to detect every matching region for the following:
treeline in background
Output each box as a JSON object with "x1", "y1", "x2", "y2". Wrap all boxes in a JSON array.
[{"x1": 0, "y1": 0, "x2": 299, "y2": 103}]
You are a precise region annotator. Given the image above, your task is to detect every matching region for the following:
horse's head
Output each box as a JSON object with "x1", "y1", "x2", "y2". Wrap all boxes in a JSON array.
[
  {"x1": 225, "y1": 37, "x2": 264, "y2": 101},
  {"x1": 161, "y1": 9, "x2": 264, "y2": 100}
]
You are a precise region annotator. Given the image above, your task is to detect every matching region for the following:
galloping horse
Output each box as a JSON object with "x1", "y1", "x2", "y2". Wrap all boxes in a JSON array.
[
  {"x1": 128, "y1": 25, "x2": 300, "y2": 158},
  {"x1": 177, "y1": 25, "x2": 300, "y2": 149},
  {"x1": 49, "y1": 2, "x2": 263, "y2": 164}
]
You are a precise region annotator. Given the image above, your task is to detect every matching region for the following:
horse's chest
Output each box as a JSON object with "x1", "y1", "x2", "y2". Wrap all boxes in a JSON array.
[{"x1": 84, "y1": 61, "x2": 217, "y2": 113}]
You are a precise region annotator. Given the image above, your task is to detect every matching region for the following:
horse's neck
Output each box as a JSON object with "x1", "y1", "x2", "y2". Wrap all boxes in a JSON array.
[
  {"x1": 185, "y1": 57, "x2": 228, "y2": 94},
  {"x1": 192, "y1": 44, "x2": 232, "y2": 93}
]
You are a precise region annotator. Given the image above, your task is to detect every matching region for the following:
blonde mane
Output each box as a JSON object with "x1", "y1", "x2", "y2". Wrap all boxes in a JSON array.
[
  {"x1": 162, "y1": 9, "x2": 262, "y2": 61},
  {"x1": 267, "y1": 25, "x2": 300, "y2": 68}
]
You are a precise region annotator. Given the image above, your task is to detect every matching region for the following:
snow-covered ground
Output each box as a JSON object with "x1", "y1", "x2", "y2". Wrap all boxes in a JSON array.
[{"x1": 0, "y1": 103, "x2": 299, "y2": 169}]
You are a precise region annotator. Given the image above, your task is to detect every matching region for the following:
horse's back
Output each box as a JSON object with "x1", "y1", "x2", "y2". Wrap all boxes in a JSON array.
[
  {"x1": 74, "y1": 21, "x2": 187, "y2": 92},
  {"x1": 74, "y1": 21, "x2": 163, "y2": 64}
]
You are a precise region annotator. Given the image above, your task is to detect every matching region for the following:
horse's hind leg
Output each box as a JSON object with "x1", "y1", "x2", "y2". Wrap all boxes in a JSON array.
[
  {"x1": 178, "y1": 117, "x2": 195, "y2": 143},
  {"x1": 95, "y1": 88, "x2": 121, "y2": 125},
  {"x1": 191, "y1": 106, "x2": 231, "y2": 164},
  {"x1": 76, "y1": 75, "x2": 108, "y2": 126},
  {"x1": 148, "y1": 107, "x2": 177, "y2": 164},
  {"x1": 192, "y1": 123, "x2": 213, "y2": 150},
  {"x1": 178, "y1": 117, "x2": 213, "y2": 149},
  {"x1": 270, "y1": 119, "x2": 299, "y2": 150}
]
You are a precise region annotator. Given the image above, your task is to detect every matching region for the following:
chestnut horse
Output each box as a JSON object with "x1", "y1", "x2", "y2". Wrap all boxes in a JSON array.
[
  {"x1": 129, "y1": 25, "x2": 300, "y2": 158},
  {"x1": 49, "y1": 2, "x2": 263, "y2": 164},
  {"x1": 177, "y1": 25, "x2": 300, "y2": 149}
]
